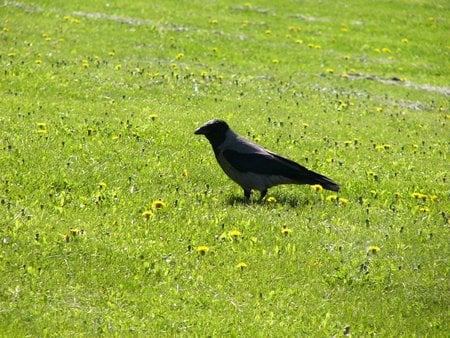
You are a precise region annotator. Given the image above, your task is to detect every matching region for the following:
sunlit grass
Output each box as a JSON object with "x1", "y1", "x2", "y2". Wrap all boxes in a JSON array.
[{"x1": 0, "y1": 0, "x2": 448, "y2": 336}]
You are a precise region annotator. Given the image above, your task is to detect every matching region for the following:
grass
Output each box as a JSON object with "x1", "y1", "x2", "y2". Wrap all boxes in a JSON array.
[{"x1": 1, "y1": 0, "x2": 449, "y2": 336}]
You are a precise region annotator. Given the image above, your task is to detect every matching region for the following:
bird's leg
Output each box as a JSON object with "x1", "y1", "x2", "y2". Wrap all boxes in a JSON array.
[
  {"x1": 260, "y1": 189, "x2": 268, "y2": 200},
  {"x1": 244, "y1": 189, "x2": 251, "y2": 200}
]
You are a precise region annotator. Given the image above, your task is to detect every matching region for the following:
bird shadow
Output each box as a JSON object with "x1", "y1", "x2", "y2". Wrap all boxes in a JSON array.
[{"x1": 226, "y1": 193, "x2": 313, "y2": 208}]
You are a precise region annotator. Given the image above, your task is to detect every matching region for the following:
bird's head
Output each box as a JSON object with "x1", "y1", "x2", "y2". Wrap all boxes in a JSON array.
[{"x1": 195, "y1": 119, "x2": 230, "y2": 147}]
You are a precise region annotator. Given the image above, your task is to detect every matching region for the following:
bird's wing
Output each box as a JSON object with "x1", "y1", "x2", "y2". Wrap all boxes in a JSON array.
[{"x1": 222, "y1": 149, "x2": 309, "y2": 178}]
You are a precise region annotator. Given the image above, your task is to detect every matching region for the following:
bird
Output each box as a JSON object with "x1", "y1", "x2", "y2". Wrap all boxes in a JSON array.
[{"x1": 194, "y1": 119, "x2": 340, "y2": 199}]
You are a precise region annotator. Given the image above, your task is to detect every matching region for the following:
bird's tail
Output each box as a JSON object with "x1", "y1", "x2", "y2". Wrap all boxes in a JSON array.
[{"x1": 302, "y1": 171, "x2": 340, "y2": 192}]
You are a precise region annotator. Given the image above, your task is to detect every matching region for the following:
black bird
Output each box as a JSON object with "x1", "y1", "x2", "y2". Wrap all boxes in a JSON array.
[{"x1": 195, "y1": 119, "x2": 340, "y2": 199}]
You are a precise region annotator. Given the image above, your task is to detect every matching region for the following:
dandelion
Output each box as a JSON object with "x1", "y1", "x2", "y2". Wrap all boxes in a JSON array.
[
  {"x1": 376, "y1": 107, "x2": 383, "y2": 112},
  {"x1": 344, "y1": 140, "x2": 352, "y2": 147},
  {"x1": 182, "y1": 169, "x2": 188, "y2": 178},
  {"x1": 7, "y1": 52, "x2": 16, "y2": 57},
  {"x1": 82, "y1": 59, "x2": 89, "y2": 68},
  {"x1": 196, "y1": 245, "x2": 209, "y2": 255},
  {"x1": 412, "y1": 192, "x2": 427, "y2": 201},
  {"x1": 394, "y1": 192, "x2": 401, "y2": 199},
  {"x1": 200, "y1": 71, "x2": 208, "y2": 78},
  {"x1": 209, "y1": 19, "x2": 218, "y2": 25},
  {"x1": 266, "y1": 196, "x2": 277, "y2": 203},
  {"x1": 401, "y1": 38, "x2": 409, "y2": 43},
  {"x1": 325, "y1": 68, "x2": 334, "y2": 74},
  {"x1": 175, "y1": 52, "x2": 184, "y2": 60},
  {"x1": 271, "y1": 59, "x2": 280, "y2": 64},
  {"x1": 326, "y1": 195, "x2": 338, "y2": 202},
  {"x1": 70, "y1": 227, "x2": 81, "y2": 236},
  {"x1": 367, "y1": 245, "x2": 380, "y2": 254},
  {"x1": 338, "y1": 197, "x2": 348, "y2": 205},
  {"x1": 419, "y1": 207, "x2": 429, "y2": 213},
  {"x1": 311, "y1": 184, "x2": 323, "y2": 193},
  {"x1": 295, "y1": 39, "x2": 304, "y2": 44},
  {"x1": 98, "y1": 182, "x2": 107, "y2": 189},
  {"x1": 115, "y1": 64, "x2": 122, "y2": 71},
  {"x1": 281, "y1": 226, "x2": 292, "y2": 236},
  {"x1": 152, "y1": 200, "x2": 166, "y2": 210},
  {"x1": 108, "y1": 51, "x2": 115, "y2": 56},
  {"x1": 3, "y1": 27, "x2": 9, "y2": 33},
  {"x1": 236, "y1": 262, "x2": 248, "y2": 270},
  {"x1": 229, "y1": 230, "x2": 242, "y2": 239},
  {"x1": 302, "y1": 123, "x2": 309, "y2": 128},
  {"x1": 429, "y1": 195, "x2": 438, "y2": 202},
  {"x1": 148, "y1": 114, "x2": 158, "y2": 121},
  {"x1": 36, "y1": 122, "x2": 47, "y2": 134},
  {"x1": 382, "y1": 47, "x2": 391, "y2": 53},
  {"x1": 142, "y1": 210, "x2": 154, "y2": 219}
]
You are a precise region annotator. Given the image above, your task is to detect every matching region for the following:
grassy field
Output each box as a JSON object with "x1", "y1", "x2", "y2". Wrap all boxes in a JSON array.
[{"x1": 1, "y1": 0, "x2": 449, "y2": 336}]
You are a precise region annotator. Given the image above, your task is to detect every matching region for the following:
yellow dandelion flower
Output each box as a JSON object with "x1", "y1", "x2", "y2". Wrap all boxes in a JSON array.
[
  {"x1": 196, "y1": 245, "x2": 209, "y2": 255},
  {"x1": 36, "y1": 122, "x2": 47, "y2": 129},
  {"x1": 98, "y1": 182, "x2": 107, "y2": 189},
  {"x1": 175, "y1": 53, "x2": 184, "y2": 60},
  {"x1": 200, "y1": 71, "x2": 208, "y2": 77},
  {"x1": 419, "y1": 207, "x2": 429, "y2": 213},
  {"x1": 229, "y1": 230, "x2": 242, "y2": 239},
  {"x1": 412, "y1": 192, "x2": 427, "y2": 201},
  {"x1": 295, "y1": 39, "x2": 304, "y2": 44},
  {"x1": 209, "y1": 19, "x2": 218, "y2": 25},
  {"x1": 311, "y1": 184, "x2": 323, "y2": 193},
  {"x1": 401, "y1": 38, "x2": 409, "y2": 43},
  {"x1": 325, "y1": 68, "x2": 334, "y2": 74},
  {"x1": 152, "y1": 200, "x2": 166, "y2": 209},
  {"x1": 376, "y1": 107, "x2": 383, "y2": 112},
  {"x1": 142, "y1": 210, "x2": 154, "y2": 219},
  {"x1": 394, "y1": 192, "x2": 401, "y2": 199},
  {"x1": 108, "y1": 51, "x2": 115, "y2": 56},
  {"x1": 338, "y1": 197, "x2": 348, "y2": 205},
  {"x1": 148, "y1": 114, "x2": 158, "y2": 121},
  {"x1": 367, "y1": 245, "x2": 380, "y2": 254},
  {"x1": 302, "y1": 123, "x2": 309, "y2": 128},
  {"x1": 236, "y1": 262, "x2": 248, "y2": 270},
  {"x1": 35, "y1": 59, "x2": 42, "y2": 64},
  {"x1": 271, "y1": 59, "x2": 280, "y2": 64},
  {"x1": 266, "y1": 196, "x2": 277, "y2": 203},
  {"x1": 281, "y1": 226, "x2": 292, "y2": 235},
  {"x1": 344, "y1": 140, "x2": 352, "y2": 146},
  {"x1": 429, "y1": 195, "x2": 438, "y2": 202},
  {"x1": 70, "y1": 227, "x2": 81, "y2": 236},
  {"x1": 182, "y1": 169, "x2": 188, "y2": 177},
  {"x1": 382, "y1": 47, "x2": 391, "y2": 53},
  {"x1": 3, "y1": 27, "x2": 9, "y2": 33},
  {"x1": 326, "y1": 195, "x2": 338, "y2": 202},
  {"x1": 115, "y1": 64, "x2": 122, "y2": 70}
]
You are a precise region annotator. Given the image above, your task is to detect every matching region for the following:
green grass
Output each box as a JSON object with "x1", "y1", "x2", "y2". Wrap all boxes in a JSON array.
[{"x1": 1, "y1": 0, "x2": 449, "y2": 336}]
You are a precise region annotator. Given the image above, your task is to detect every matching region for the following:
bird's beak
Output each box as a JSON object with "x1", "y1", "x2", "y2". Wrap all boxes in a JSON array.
[{"x1": 194, "y1": 126, "x2": 206, "y2": 135}]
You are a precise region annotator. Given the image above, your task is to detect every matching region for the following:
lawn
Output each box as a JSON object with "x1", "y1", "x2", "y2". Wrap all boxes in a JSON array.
[{"x1": 1, "y1": 0, "x2": 449, "y2": 336}]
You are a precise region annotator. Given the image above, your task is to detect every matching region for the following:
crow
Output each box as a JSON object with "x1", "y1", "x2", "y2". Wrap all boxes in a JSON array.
[{"x1": 195, "y1": 119, "x2": 340, "y2": 199}]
